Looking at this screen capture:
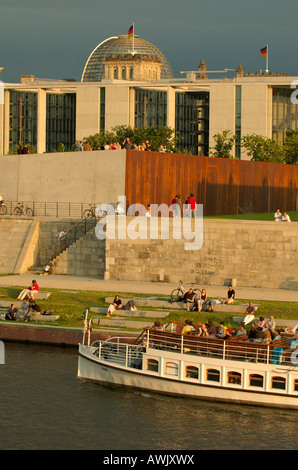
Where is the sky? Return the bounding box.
[1,0,298,83]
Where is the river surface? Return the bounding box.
[0,342,297,451]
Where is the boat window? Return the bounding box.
[294,379,298,392]
[206,369,220,383]
[186,366,199,379]
[271,376,286,390]
[249,374,264,388]
[227,371,241,385]
[166,362,178,376]
[147,359,159,372]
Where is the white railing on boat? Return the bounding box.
[82,312,286,367]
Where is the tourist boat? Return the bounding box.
[78,312,298,409]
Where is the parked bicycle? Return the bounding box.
[170,279,201,302]
[0,201,7,215]
[83,204,107,219]
[13,202,34,217]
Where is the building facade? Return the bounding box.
[0,35,298,158]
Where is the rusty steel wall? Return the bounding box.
[125,150,298,215]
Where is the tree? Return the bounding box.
[210,130,236,159]
[241,134,285,163]
[283,130,298,165]
[82,125,177,152]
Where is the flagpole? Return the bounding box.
[266,44,269,73]
[132,22,135,55]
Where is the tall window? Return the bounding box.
[175,92,209,155]
[135,88,167,128]
[100,87,105,132]
[9,90,37,152]
[235,85,242,158]
[272,88,298,144]
[46,93,76,152]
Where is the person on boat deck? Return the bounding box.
[256,316,266,331]
[217,322,230,339]
[262,330,272,344]
[182,288,197,312]
[266,316,276,337]
[207,319,217,335]
[236,324,247,339]
[248,324,257,342]
[200,323,209,337]
[17,280,39,301]
[152,321,163,330]
[107,295,137,317]
[181,319,192,335]
[223,285,235,304]
[243,302,256,325]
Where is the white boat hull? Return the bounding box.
[78,344,298,409]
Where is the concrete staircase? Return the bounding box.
[50,230,106,278]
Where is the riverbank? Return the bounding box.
[0,274,297,347]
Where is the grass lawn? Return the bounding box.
[205,211,298,222]
[1,285,297,332]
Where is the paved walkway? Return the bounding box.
[0,274,297,302]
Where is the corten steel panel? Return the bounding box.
[125,151,298,216]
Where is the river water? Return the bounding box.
[0,342,297,451]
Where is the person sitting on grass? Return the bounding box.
[182,288,197,312]
[5,304,18,320]
[223,285,235,304]
[17,280,39,301]
[107,295,137,317]
[206,296,222,312]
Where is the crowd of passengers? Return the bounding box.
[152,317,288,344]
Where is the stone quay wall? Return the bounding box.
[104,217,298,290]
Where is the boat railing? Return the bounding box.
[82,313,287,366]
[90,337,144,369]
[143,328,285,365]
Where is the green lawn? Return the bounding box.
[205,211,298,222]
[1,286,297,332]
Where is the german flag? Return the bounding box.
[260,46,267,57]
[128,25,134,38]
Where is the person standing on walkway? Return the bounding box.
[187,193,197,217]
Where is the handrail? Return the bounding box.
[44,216,98,264]
[1,200,116,218]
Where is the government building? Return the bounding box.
[0,34,297,158]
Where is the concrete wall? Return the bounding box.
[0,150,126,204]
[1,217,297,290]
[104,217,298,290]
[0,218,33,273]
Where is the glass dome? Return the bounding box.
[81,35,173,82]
